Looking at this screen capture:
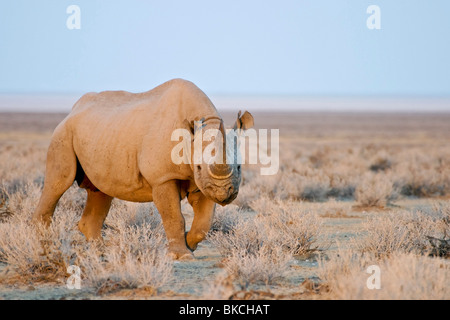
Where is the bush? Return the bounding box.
[317,249,450,300]
[80,223,172,295]
[354,206,450,258]
[0,192,173,294]
[208,199,322,288]
[355,172,395,208]
[210,204,242,234]
[0,204,83,282]
[250,197,322,256]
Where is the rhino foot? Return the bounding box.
[168,249,195,261]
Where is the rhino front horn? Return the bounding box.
[207,163,233,180]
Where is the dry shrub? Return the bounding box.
[396,159,449,197]
[56,184,86,212]
[236,168,332,206]
[208,215,263,259]
[318,249,449,300]
[0,142,46,213]
[208,198,322,288]
[326,171,357,199]
[370,157,392,172]
[104,200,163,233]
[425,202,450,257]
[233,173,280,209]
[210,204,241,233]
[1,178,84,218]
[231,138,449,211]
[80,201,172,294]
[0,142,46,184]
[355,172,395,208]
[0,183,87,284]
[0,187,173,293]
[250,197,322,256]
[355,205,450,258]
[202,271,236,300]
[223,246,291,289]
[0,203,83,282]
[79,224,172,295]
[210,229,289,289]
[276,171,330,202]
[208,214,287,288]
[234,132,450,207]
[1,181,44,217]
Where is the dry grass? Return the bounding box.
[234,112,450,207]
[208,198,322,289]
[249,197,322,256]
[0,182,173,293]
[1,111,449,299]
[317,249,450,300]
[209,204,242,234]
[208,216,291,289]
[79,227,172,295]
[354,172,396,208]
[354,203,450,258]
[0,184,84,282]
[315,202,450,299]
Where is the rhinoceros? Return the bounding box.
[32,78,254,260]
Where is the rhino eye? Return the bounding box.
[237,165,241,171]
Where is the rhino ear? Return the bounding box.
[233,110,254,130]
[183,119,195,135]
[183,118,207,137]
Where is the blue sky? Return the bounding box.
[1,1,449,96]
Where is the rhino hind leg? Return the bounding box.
[74,158,112,240]
[78,189,112,240]
[33,123,78,226]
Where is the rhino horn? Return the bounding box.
[207,163,233,180]
[219,120,227,164]
[207,120,233,179]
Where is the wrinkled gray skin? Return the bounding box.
[32,79,254,260]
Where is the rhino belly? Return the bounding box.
[76,155,153,202]
[72,133,153,202]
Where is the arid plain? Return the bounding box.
[0,110,449,300]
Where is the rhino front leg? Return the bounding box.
[186,192,216,251]
[153,180,194,260]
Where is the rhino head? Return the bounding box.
[191,111,254,206]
